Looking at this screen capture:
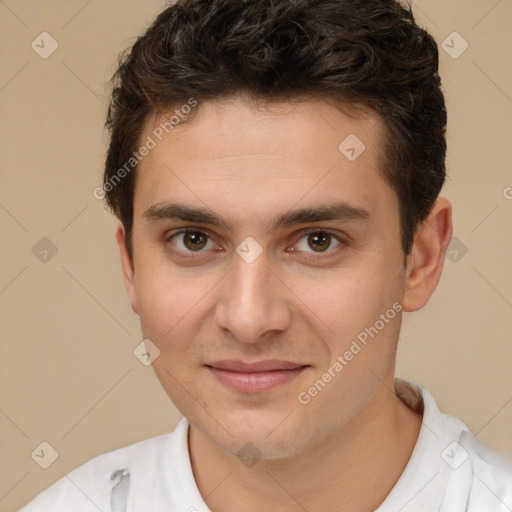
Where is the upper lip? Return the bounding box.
[206,360,307,372]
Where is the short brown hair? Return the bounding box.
[104,0,447,256]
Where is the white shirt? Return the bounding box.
[20,379,512,512]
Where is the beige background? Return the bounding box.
[0,0,511,510]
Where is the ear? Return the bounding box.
[402,197,453,312]
[115,222,139,315]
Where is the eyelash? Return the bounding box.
[164,228,348,261]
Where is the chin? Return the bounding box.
[209,408,313,460]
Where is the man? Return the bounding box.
[20,0,512,510]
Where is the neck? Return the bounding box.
[188,380,422,512]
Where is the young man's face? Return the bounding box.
[119,97,416,459]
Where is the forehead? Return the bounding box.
[141,97,382,161]
[133,97,395,227]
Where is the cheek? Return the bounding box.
[134,248,180,310]
[300,260,402,356]
[137,273,174,325]
[133,256,217,340]
[291,264,384,326]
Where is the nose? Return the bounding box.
[214,250,292,344]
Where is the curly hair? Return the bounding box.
[103,0,447,257]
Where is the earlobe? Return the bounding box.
[115,222,139,315]
[402,197,453,312]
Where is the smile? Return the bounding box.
[205,360,309,393]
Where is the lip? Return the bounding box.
[207,359,306,372]
[205,360,309,393]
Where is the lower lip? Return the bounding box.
[207,366,307,393]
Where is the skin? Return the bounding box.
[116,96,452,511]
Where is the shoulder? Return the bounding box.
[19,429,175,512]
[461,431,512,503]
[394,379,512,510]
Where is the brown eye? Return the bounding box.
[183,231,208,250]
[169,230,215,253]
[295,231,341,254]
[308,232,331,252]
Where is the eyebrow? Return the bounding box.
[143,201,370,231]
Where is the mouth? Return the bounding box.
[205,360,310,393]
